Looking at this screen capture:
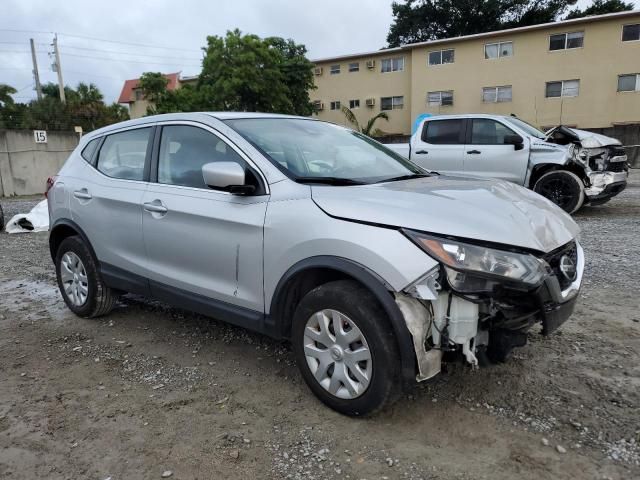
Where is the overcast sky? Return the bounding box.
[1,0,637,104]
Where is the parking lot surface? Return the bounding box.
[1,172,639,480]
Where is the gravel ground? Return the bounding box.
[0,173,639,480]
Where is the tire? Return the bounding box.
[0,203,4,232]
[55,236,116,318]
[533,170,585,214]
[291,280,401,416]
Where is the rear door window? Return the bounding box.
[96,128,151,181]
[422,119,464,144]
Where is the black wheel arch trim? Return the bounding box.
[49,218,99,264]
[268,255,417,383]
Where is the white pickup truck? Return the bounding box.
[386,114,628,213]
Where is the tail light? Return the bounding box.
[45,175,58,198]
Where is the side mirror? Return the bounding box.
[201,162,255,195]
[504,134,524,151]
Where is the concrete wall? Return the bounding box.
[0,130,78,197]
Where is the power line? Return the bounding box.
[0,28,199,53]
[61,51,201,67]
[59,44,201,61]
[0,28,53,35]
[57,32,198,53]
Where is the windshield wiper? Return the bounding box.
[295,177,366,186]
[375,173,432,184]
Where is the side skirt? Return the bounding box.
[100,262,279,338]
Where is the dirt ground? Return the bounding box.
[1,173,639,480]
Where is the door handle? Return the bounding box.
[415,150,429,154]
[143,201,168,214]
[73,189,92,200]
[467,150,481,154]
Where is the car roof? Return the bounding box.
[423,114,514,121]
[84,112,316,140]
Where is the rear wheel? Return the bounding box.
[0,203,4,231]
[55,236,116,318]
[533,170,585,214]
[291,280,401,416]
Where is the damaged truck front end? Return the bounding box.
[545,126,629,206]
[395,231,584,381]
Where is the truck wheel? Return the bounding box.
[533,170,585,214]
[55,236,116,318]
[291,280,401,416]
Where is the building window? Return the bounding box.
[549,31,584,50]
[545,79,580,98]
[349,99,360,109]
[483,86,512,103]
[330,64,340,75]
[380,96,404,110]
[348,62,360,72]
[381,57,404,73]
[330,101,341,110]
[618,74,640,92]
[485,41,513,59]
[428,49,455,65]
[134,89,144,101]
[622,24,640,41]
[427,91,454,106]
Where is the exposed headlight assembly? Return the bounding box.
[403,230,548,292]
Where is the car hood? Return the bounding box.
[311,175,580,253]
[569,128,622,148]
[546,126,622,148]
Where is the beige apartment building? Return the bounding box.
[311,10,640,136]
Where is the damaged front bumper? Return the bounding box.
[585,170,628,205]
[396,241,584,383]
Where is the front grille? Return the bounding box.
[609,146,626,158]
[543,241,577,291]
[606,161,628,173]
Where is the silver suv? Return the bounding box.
[48,113,584,416]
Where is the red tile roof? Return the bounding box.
[118,72,180,104]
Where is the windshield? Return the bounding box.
[505,117,546,140]
[225,118,425,184]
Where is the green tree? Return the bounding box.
[0,82,128,131]
[0,84,17,107]
[387,0,579,46]
[199,29,315,115]
[138,72,170,107]
[566,0,633,19]
[341,105,390,137]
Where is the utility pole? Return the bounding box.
[52,34,65,104]
[30,38,43,100]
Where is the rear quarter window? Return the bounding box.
[80,138,100,165]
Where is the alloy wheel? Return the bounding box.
[60,252,89,306]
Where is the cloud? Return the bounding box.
[1,0,393,103]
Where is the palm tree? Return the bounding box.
[341,105,389,137]
[0,84,17,107]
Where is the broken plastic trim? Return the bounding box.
[395,294,442,382]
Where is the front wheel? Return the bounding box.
[291,280,401,416]
[533,170,585,214]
